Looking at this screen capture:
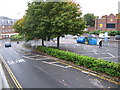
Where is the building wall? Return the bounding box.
[0,16,18,39]
[94,14,120,31]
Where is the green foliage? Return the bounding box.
[84,31,90,33]
[13,1,86,47]
[89,30,102,35]
[10,35,24,41]
[89,30,120,36]
[36,46,120,78]
[108,30,120,36]
[83,13,96,27]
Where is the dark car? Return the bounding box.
[115,35,120,40]
[5,42,11,47]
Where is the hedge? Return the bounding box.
[36,46,120,78]
[10,35,24,41]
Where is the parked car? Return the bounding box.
[5,42,11,47]
[115,35,120,40]
[99,33,110,39]
[88,34,96,38]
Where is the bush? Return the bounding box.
[89,30,120,36]
[89,30,102,35]
[108,30,120,36]
[10,35,24,41]
[36,46,120,78]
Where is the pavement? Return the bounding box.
[0,62,10,89]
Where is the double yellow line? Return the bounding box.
[0,55,23,89]
[34,49,120,85]
[52,59,120,85]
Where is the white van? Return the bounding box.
[99,33,110,39]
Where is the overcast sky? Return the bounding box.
[0,0,119,19]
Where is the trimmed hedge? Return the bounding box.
[36,46,120,78]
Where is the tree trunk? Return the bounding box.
[57,36,60,48]
[42,39,44,46]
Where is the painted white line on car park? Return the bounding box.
[108,53,115,58]
[83,47,86,50]
[93,51,97,54]
[98,56,117,59]
[75,44,80,46]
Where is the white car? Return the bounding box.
[99,33,110,39]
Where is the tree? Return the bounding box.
[83,13,95,27]
[44,1,86,47]
[14,0,86,48]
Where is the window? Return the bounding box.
[106,23,115,28]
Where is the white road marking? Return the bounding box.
[43,61,72,68]
[75,44,80,46]
[22,56,34,60]
[73,46,76,48]
[17,59,25,63]
[93,51,97,54]
[36,58,50,60]
[83,47,86,50]
[9,48,19,55]
[98,56,118,59]
[108,53,115,58]
[7,59,25,65]
[43,61,59,64]
[90,78,104,88]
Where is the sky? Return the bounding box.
[0,0,119,19]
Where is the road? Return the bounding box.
[0,40,119,88]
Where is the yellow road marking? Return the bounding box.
[51,59,120,85]
[33,49,120,85]
[0,55,23,89]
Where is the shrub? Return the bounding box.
[10,35,24,41]
[89,30,102,35]
[36,46,120,78]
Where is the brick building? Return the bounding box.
[88,14,120,31]
[0,16,18,39]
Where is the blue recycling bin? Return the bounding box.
[76,37,85,43]
[88,39,97,45]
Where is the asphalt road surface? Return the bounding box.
[0,40,119,88]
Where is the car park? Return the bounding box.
[5,42,11,47]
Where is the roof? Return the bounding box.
[0,16,18,25]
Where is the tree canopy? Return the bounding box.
[13,0,86,47]
[83,13,95,27]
